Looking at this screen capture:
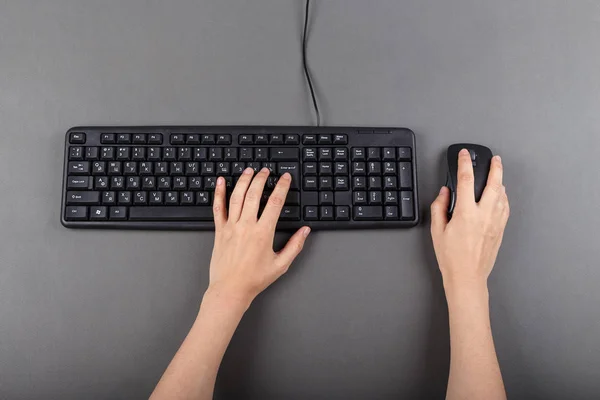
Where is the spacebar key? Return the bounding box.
[129,207,214,221]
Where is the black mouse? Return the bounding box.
[446,143,493,215]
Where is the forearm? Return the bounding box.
[444,280,506,400]
[150,288,250,400]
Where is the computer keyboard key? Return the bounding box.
[399,162,413,189]
[335,206,350,220]
[165,191,179,204]
[109,207,128,220]
[133,134,146,144]
[384,191,398,205]
[204,177,217,190]
[155,162,168,176]
[368,162,381,175]
[353,191,367,205]
[239,134,253,145]
[101,147,115,160]
[262,162,276,174]
[333,134,348,145]
[384,176,397,189]
[68,161,90,175]
[318,134,332,145]
[320,206,334,220]
[216,162,230,176]
[334,162,348,175]
[255,134,268,145]
[240,148,253,161]
[334,177,349,191]
[149,191,163,205]
[352,148,366,161]
[116,147,130,161]
[85,147,99,160]
[101,133,116,144]
[255,148,268,161]
[369,191,382,205]
[185,162,199,176]
[304,148,317,162]
[196,192,210,205]
[181,192,194,205]
[334,148,348,161]
[353,206,383,221]
[202,135,216,145]
[65,206,88,220]
[232,162,245,176]
[217,134,231,145]
[90,206,108,220]
[304,206,318,221]
[67,191,100,205]
[134,191,148,205]
[162,147,175,161]
[383,162,396,175]
[122,161,136,175]
[280,206,300,221]
[129,207,214,221]
[270,134,283,145]
[142,177,156,189]
[304,177,318,191]
[67,176,90,189]
[382,148,396,160]
[171,162,184,175]
[118,191,132,205]
[186,134,201,144]
[92,161,106,175]
[188,177,202,190]
[117,134,131,144]
[126,176,140,189]
[397,147,412,161]
[179,147,192,161]
[353,176,366,190]
[304,162,317,175]
[367,148,381,161]
[303,134,317,145]
[319,162,333,175]
[194,148,208,161]
[400,191,414,220]
[285,134,299,145]
[319,148,332,161]
[69,147,83,160]
[320,177,333,191]
[385,206,399,220]
[111,176,124,189]
[224,148,238,161]
[247,162,261,172]
[173,177,187,190]
[102,191,116,205]
[170,134,185,145]
[319,191,334,205]
[368,176,382,190]
[352,162,366,175]
[209,148,223,161]
[94,176,109,189]
[148,133,163,144]
[271,148,299,161]
[69,132,86,144]
[278,162,300,189]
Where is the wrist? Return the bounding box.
[442,274,489,304]
[202,284,254,314]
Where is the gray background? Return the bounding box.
[1,0,599,399]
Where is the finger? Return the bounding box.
[240,168,270,221]
[260,172,291,228]
[276,226,311,270]
[228,168,255,222]
[212,176,227,229]
[456,149,475,208]
[430,186,450,237]
[481,155,504,206]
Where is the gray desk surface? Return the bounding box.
[1,1,600,399]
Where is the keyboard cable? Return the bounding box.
[302,0,321,126]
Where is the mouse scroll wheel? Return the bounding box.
[469,150,477,167]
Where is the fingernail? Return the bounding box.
[494,155,502,162]
[243,167,253,175]
[261,167,270,173]
[303,227,311,237]
[460,149,469,156]
[217,177,224,186]
[439,186,445,195]
[282,172,291,180]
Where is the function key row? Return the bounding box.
[237,133,348,145]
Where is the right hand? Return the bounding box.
[430,149,510,287]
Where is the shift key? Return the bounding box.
[66,191,100,205]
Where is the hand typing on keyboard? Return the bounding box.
[151,167,310,400]
[430,150,509,400]
[209,167,311,303]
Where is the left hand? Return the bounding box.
[207,167,311,305]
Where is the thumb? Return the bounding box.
[276,226,311,271]
[431,186,450,236]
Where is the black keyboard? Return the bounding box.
[61,126,419,230]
